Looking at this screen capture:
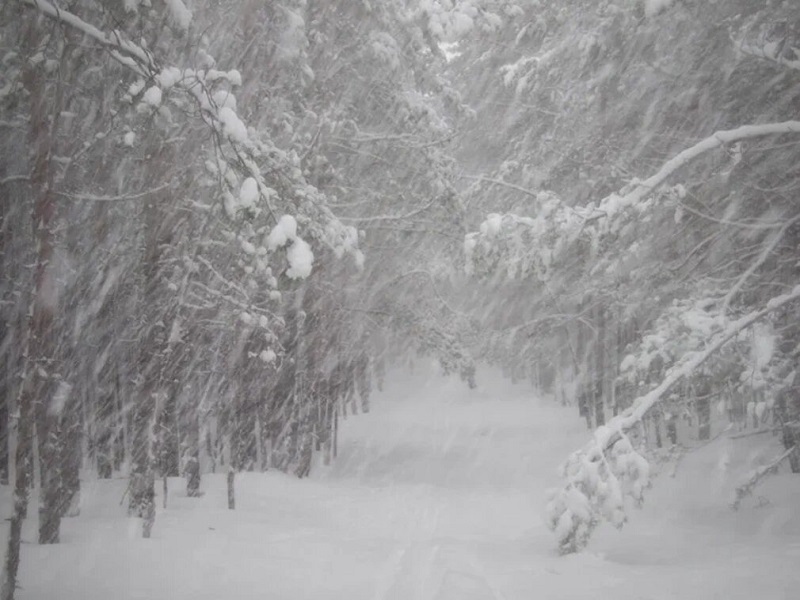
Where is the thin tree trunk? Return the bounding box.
[61,391,81,517]
[160,390,180,477]
[184,410,201,497]
[696,377,712,440]
[0,347,34,600]
[227,468,235,509]
[594,304,606,428]
[96,385,114,479]
[333,403,339,460]
[0,401,8,486]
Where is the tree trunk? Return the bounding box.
[0,400,8,486]
[782,423,800,474]
[594,304,606,428]
[128,390,156,522]
[0,351,34,600]
[696,377,712,440]
[333,403,339,460]
[96,385,114,479]
[22,14,63,545]
[160,390,180,477]
[60,391,81,517]
[184,409,201,497]
[227,468,235,509]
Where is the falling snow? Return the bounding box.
[2,2,799,600]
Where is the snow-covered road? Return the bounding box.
[9,366,800,599]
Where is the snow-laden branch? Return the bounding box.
[737,39,800,73]
[53,184,172,202]
[339,198,436,223]
[730,444,797,511]
[595,121,800,223]
[22,0,156,75]
[547,283,800,554]
[19,0,363,276]
[466,121,800,283]
[620,284,800,427]
[461,174,538,199]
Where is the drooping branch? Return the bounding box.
[736,38,800,73]
[21,0,157,75]
[730,445,797,511]
[595,121,800,221]
[19,0,361,271]
[606,283,800,438]
[547,283,800,553]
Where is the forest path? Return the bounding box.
[9,365,800,599]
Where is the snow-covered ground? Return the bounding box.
[4,365,800,599]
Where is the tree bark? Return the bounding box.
[227,469,235,509]
[0,401,8,486]
[184,405,201,497]
[160,390,180,477]
[19,12,64,546]
[0,343,34,600]
[696,377,712,441]
[594,304,606,428]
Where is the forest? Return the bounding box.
[1,1,799,598]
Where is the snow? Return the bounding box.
[259,349,276,364]
[479,213,503,236]
[240,240,256,255]
[48,382,73,417]
[286,238,314,280]
[217,107,248,143]
[156,67,182,89]
[122,0,141,13]
[212,89,237,111]
[239,177,258,209]
[752,323,776,370]
[643,0,675,17]
[142,85,162,107]
[165,0,192,31]
[128,79,145,97]
[5,366,799,600]
[226,69,243,87]
[267,215,298,251]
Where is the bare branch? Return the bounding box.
[0,176,30,186]
[722,213,800,314]
[52,184,172,202]
[731,445,797,510]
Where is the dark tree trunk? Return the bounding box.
[0,401,7,486]
[96,385,115,479]
[21,14,64,546]
[696,377,712,441]
[184,410,201,497]
[666,415,678,446]
[113,373,126,472]
[160,390,180,477]
[61,392,82,517]
[0,354,34,600]
[594,305,606,428]
[231,391,258,472]
[333,403,339,460]
[356,353,371,414]
[652,413,663,449]
[227,469,235,509]
[128,393,156,520]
